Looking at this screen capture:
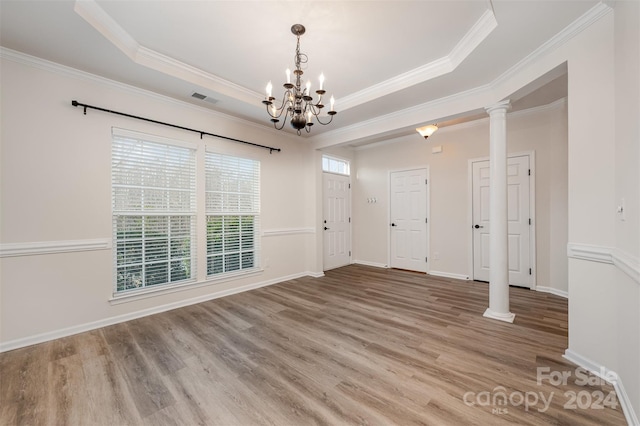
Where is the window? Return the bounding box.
[322,154,350,175]
[206,152,260,277]
[112,129,196,294]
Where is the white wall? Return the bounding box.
[0,53,320,348]
[612,0,640,418]
[352,101,568,292]
[559,7,639,422]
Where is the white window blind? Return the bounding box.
[112,129,196,293]
[205,152,260,277]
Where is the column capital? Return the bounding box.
[485,99,511,115]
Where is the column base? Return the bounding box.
[483,308,515,323]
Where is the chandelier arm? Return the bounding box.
[267,91,296,120]
[313,114,335,126]
[266,104,284,120]
[272,113,288,131]
[270,93,292,118]
[307,103,322,116]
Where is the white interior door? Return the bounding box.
[390,169,428,272]
[472,155,531,287]
[323,173,351,270]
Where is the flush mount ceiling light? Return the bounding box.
[262,24,336,135]
[416,124,438,139]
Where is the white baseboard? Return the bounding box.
[351,260,388,269]
[536,286,569,299]
[0,270,320,353]
[564,349,639,426]
[428,270,470,281]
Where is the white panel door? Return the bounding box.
[323,173,351,270]
[472,161,492,281]
[390,169,427,272]
[472,155,531,287]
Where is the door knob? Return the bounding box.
[391,223,397,227]
[474,224,484,229]
[324,226,330,230]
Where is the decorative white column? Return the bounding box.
[483,100,515,323]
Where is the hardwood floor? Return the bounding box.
[0,265,626,425]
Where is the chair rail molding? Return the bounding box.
[0,239,112,257]
[567,242,640,285]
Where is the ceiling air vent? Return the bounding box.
[191,92,219,105]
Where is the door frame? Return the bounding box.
[467,151,536,289]
[387,166,430,272]
[322,171,352,271]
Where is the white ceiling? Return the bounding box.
[1,1,595,144]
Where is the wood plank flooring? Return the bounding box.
[0,265,627,425]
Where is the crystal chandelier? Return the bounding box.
[262,24,336,135]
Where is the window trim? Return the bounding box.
[110,129,263,300]
[108,266,264,304]
[205,150,261,279]
[111,128,197,296]
[322,154,351,176]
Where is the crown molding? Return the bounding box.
[310,82,493,148]
[448,7,499,69]
[73,0,499,116]
[492,2,613,89]
[509,97,567,118]
[73,0,262,106]
[316,89,568,149]
[73,0,138,58]
[6,0,612,150]
[0,47,296,141]
[313,1,610,149]
[338,7,497,112]
[353,96,567,150]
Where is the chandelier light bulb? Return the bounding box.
[330,95,335,111]
[319,73,325,90]
[286,69,291,84]
[306,81,311,94]
[266,81,273,98]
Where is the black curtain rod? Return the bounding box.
[71,100,281,154]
